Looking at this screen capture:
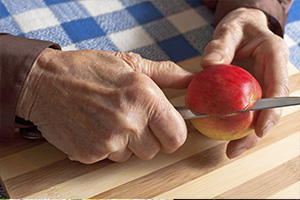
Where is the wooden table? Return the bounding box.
[1,57,299,199]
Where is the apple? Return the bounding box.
[185,64,262,140]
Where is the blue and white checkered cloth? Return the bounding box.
[284,0,300,69]
[0,0,299,198]
[0,0,216,63]
[0,0,299,66]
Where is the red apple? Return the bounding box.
[185,64,262,140]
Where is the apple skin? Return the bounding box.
[185,64,262,140]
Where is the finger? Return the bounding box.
[108,147,133,162]
[255,82,288,138]
[148,92,187,153]
[200,21,243,68]
[128,126,161,160]
[254,37,290,137]
[226,132,260,159]
[67,154,108,164]
[101,51,188,153]
[67,151,109,164]
[64,139,115,164]
[137,56,195,89]
[102,51,195,89]
[255,108,282,138]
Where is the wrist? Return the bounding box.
[16,48,56,120]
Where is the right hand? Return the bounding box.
[200,8,290,158]
[16,49,194,164]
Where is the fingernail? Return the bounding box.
[203,52,223,62]
[261,122,275,137]
[229,147,247,159]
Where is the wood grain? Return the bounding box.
[216,156,300,199]
[0,58,299,199]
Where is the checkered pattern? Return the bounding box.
[0,0,299,65]
[0,0,299,198]
[0,0,214,62]
[284,0,300,69]
[1,0,298,65]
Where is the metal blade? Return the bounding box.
[239,97,300,112]
[176,97,300,119]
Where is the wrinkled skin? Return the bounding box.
[16,49,194,164]
[16,7,290,163]
[201,8,290,158]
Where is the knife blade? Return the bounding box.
[19,96,300,139]
[175,96,300,119]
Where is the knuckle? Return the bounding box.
[163,132,186,153]
[77,158,98,164]
[65,137,111,164]
[215,21,240,38]
[126,127,140,140]
[125,73,156,103]
[205,40,229,53]
[265,81,290,101]
[268,109,282,127]
[127,52,143,61]
[139,152,157,160]
[271,79,290,97]
[133,144,160,160]
[108,152,132,163]
[118,52,143,71]
[100,132,125,153]
[250,134,260,147]
[204,39,232,63]
[245,133,260,150]
[70,153,106,164]
[280,81,290,97]
[109,156,129,163]
[129,72,148,86]
[267,36,290,60]
[274,111,283,124]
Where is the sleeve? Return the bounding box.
[0,34,61,142]
[203,0,293,37]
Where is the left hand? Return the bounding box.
[16,49,194,163]
[201,8,290,158]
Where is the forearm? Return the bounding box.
[0,34,60,141]
[203,0,293,37]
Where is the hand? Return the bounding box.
[201,8,290,158]
[16,49,194,164]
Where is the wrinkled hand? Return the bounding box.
[201,8,290,158]
[16,49,194,164]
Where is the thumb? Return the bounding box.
[201,25,243,68]
[140,56,195,89]
[105,51,195,89]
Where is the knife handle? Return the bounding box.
[20,126,44,140]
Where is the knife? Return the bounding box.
[19,96,300,139]
[175,96,300,119]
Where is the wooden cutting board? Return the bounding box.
[1,57,299,199]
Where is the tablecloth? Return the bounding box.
[0,0,299,198]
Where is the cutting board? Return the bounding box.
[1,57,299,199]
